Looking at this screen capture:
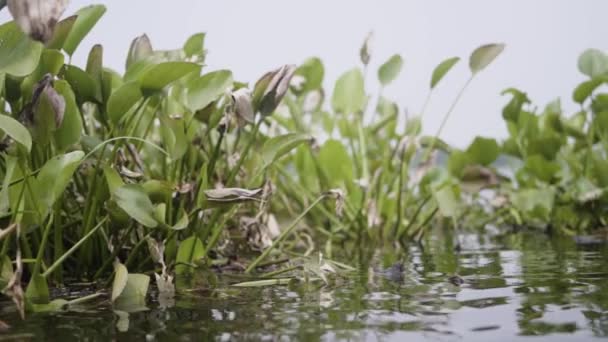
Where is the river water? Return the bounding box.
[1,231,607,341]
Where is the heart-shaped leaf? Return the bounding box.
[0,114,32,152]
[113,184,158,228]
[186,70,233,112]
[332,68,365,114]
[0,21,43,77]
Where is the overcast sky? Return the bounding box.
[3,1,607,147]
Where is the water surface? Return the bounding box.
[1,231,607,341]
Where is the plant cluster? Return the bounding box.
[0,2,605,318]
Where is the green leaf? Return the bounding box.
[578,49,608,78]
[294,57,324,93]
[170,209,189,230]
[113,273,150,311]
[46,15,77,50]
[431,57,460,89]
[501,88,530,122]
[37,151,85,208]
[318,140,354,185]
[378,54,403,86]
[332,68,365,114]
[183,32,205,57]
[465,137,499,166]
[448,150,470,177]
[176,236,204,275]
[524,154,560,183]
[111,262,129,302]
[31,299,69,313]
[159,113,187,160]
[113,184,159,228]
[186,70,233,112]
[511,188,555,221]
[434,183,462,218]
[0,21,43,77]
[103,166,124,194]
[0,114,32,152]
[140,61,201,94]
[63,64,100,103]
[469,43,505,74]
[126,34,153,70]
[25,273,50,304]
[54,80,83,151]
[63,5,107,56]
[0,156,17,215]
[107,82,143,125]
[86,44,103,101]
[232,278,293,287]
[572,78,604,104]
[0,256,13,289]
[261,133,312,168]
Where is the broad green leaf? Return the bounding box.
[501,88,530,122]
[186,70,233,112]
[469,43,505,74]
[140,62,201,94]
[25,273,50,304]
[183,32,205,57]
[86,44,103,101]
[54,80,83,151]
[434,183,462,218]
[524,154,560,183]
[572,78,604,104]
[37,151,85,208]
[0,256,13,289]
[0,21,43,77]
[378,54,403,86]
[431,57,460,89]
[101,68,124,104]
[159,113,187,160]
[46,15,77,50]
[107,82,143,125]
[113,273,150,311]
[176,236,204,275]
[448,150,470,177]
[511,188,555,221]
[31,299,69,313]
[171,209,189,230]
[111,262,129,302]
[63,64,100,103]
[332,68,365,114]
[318,140,354,185]
[465,137,499,166]
[113,184,158,228]
[0,114,32,152]
[294,57,324,93]
[261,133,312,168]
[578,49,608,78]
[103,166,124,194]
[63,5,106,56]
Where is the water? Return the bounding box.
[1,231,607,341]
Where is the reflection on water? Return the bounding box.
[1,231,607,341]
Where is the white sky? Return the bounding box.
[3,1,607,147]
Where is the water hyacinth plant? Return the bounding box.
[0,1,605,321]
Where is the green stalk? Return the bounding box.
[225,119,262,186]
[43,216,107,278]
[245,194,328,273]
[32,214,54,276]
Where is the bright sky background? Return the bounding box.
[2,1,607,147]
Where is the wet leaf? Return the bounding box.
[111,262,128,302]
[186,70,233,112]
[175,236,204,276]
[262,133,312,169]
[378,54,403,86]
[113,184,158,228]
[63,4,106,56]
[140,61,201,94]
[332,68,365,114]
[469,43,505,74]
[113,273,150,311]
[0,114,32,152]
[232,278,293,287]
[578,49,608,78]
[0,21,43,77]
[25,273,49,304]
[431,57,460,89]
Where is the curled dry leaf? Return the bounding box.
[126,34,153,68]
[325,189,345,218]
[231,88,255,127]
[253,64,297,116]
[359,31,373,66]
[204,187,263,204]
[7,0,69,42]
[240,213,280,251]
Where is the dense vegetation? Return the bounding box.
[0,3,606,316]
